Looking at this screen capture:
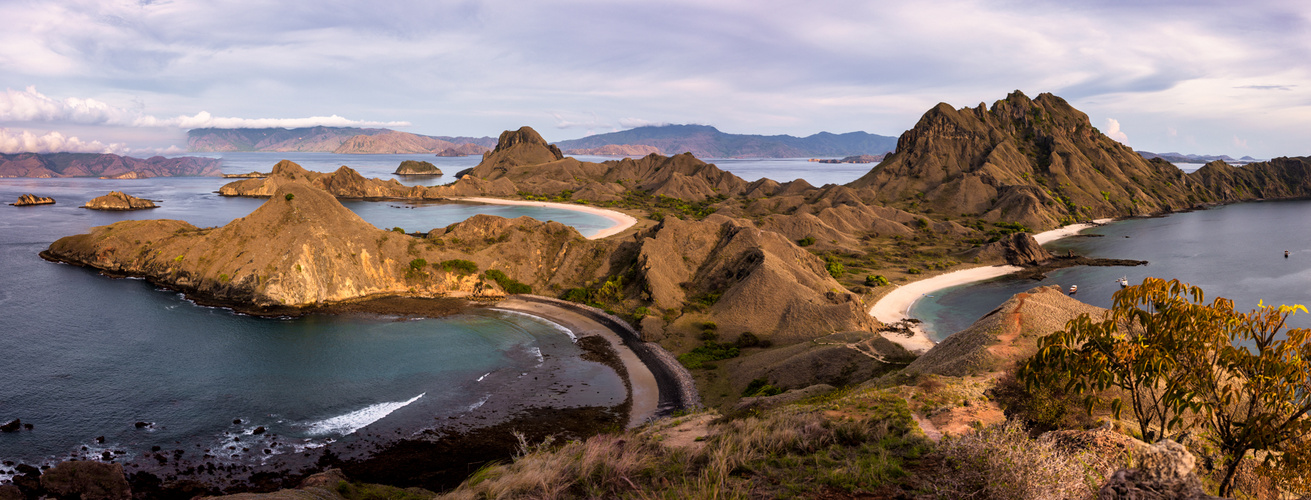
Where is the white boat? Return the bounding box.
[1069,284,1078,294]
[1117,276,1129,288]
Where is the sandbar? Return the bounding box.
[871,218,1113,353]
[456,197,638,239]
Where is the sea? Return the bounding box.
[0,153,856,482]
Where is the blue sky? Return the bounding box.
[0,0,1307,158]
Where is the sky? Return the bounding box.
[0,0,1308,159]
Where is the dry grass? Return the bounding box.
[924,420,1124,500]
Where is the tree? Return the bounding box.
[1021,278,1311,496]
[1021,278,1215,443]
[1189,300,1311,496]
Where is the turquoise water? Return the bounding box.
[0,154,626,476]
[910,200,1311,341]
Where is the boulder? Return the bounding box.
[0,419,19,432]
[10,194,55,206]
[40,460,132,500]
[970,232,1052,266]
[82,192,157,211]
[1097,440,1226,500]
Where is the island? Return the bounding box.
[10,194,55,206]
[392,160,443,175]
[81,191,158,210]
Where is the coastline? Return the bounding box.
[870,219,1113,353]
[455,196,639,239]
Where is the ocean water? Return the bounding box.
[0,152,629,477]
[910,200,1311,341]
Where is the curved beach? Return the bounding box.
[456,197,639,239]
[871,219,1112,352]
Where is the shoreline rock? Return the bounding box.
[10,194,55,206]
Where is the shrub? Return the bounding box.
[409,258,428,271]
[677,341,740,369]
[907,267,922,275]
[928,421,1115,500]
[438,259,478,274]
[392,226,406,233]
[483,269,532,294]
[798,236,816,247]
[284,193,294,201]
[824,256,845,278]
[865,275,890,287]
[735,331,760,348]
[742,377,782,397]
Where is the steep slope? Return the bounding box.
[554,124,898,158]
[849,91,1194,230]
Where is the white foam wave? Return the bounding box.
[476,372,490,382]
[493,309,577,341]
[529,346,544,364]
[467,394,491,411]
[302,393,425,437]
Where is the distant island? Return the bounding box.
[186,126,497,154]
[563,144,661,157]
[553,124,898,158]
[0,153,222,178]
[1137,150,1260,164]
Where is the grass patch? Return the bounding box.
[437,259,478,275]
[484,269,532,294]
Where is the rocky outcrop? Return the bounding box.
[40,460,132,500]
[45,179,612,310]
[969,232,1053,266]
[564,144,662,156]
[906,285,1103,376]
[82,192,157,210]
[0,153,221,178]
[1098,440,1227,500]
[10,194,54,206]
[392,160,442,175]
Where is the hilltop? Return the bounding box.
[0,152,221,178]
[553,124,898,158]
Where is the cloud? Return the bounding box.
[1236,85,1294,91]
[551,112,608,130]
[1104,118,1130,145]
[0,128,128,154]
[0,87,409,129]
[618,117,670,129]
[1233,135,1248,148]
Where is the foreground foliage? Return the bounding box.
[1021,277,1311,496]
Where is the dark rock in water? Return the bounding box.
[83,191,157,211]
[252,426,266,435]
[41,460,132,500]
[14,464,38,476]
[1097,440,1226,499]
[22,423,31,430]
[0,419,19,432]
[10,194,55,206]
[134,421,151,429]
[233,418,243,425]
[393,160,443,176]
[96,436,105,443]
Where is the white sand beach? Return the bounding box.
[871,218,1113,353]
[456,197,639,239]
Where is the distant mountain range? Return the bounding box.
[1137,151,1259,164]
[552,124,898,158]
[186,127,497,154]
[187,125,897,158]
[0,153,221,178]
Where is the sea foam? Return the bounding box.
[493,309,576,341]
[303,393,425,436]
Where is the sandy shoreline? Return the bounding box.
[871,219,1113,353]
[490,297,660,428]
[456,197,639,239]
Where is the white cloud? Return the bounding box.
[618,118,670,129]
[1233,135,1248,149]
[0,87,409,129]
[0,128,128,154]
[1104,118,1130,145]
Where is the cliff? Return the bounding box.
[44,179,614,310]
[82,192,157,211]
[0,153,221,178]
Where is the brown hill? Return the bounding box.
[219,160,516,199]
[393,160,443,175]
[333,131,490,155]
[43,179,614,310]
[0,153,221,178]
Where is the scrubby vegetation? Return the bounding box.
[484,269,532,294]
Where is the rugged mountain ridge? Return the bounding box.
[333,131,491,155]
[187,127,497,153]
[553,124,898,158]
[0,153,221,178]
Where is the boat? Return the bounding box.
[1068,285,1078,294]
[1117,276,1129,288]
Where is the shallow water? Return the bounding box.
[911,200,1311,341]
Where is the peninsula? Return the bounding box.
[0,152,221,178]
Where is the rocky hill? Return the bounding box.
[187,127,496,153]
[553,124,898,158]
[393,160,442,175]
[82,191,157,210]
[564,144,661,157]
[0,153,221,178]
[333,131,491,155]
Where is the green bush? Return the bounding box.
[742,377,783,397]
[677,341,740,369]
[907,267,922,275]
[824,256,845,278]
[484,269,532,294]
[438,259,478,274]
[409,258,428,271]
[865,275,890,287]
[798,236,816,247]
[392,226,406,234]
[284,193,294,201]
